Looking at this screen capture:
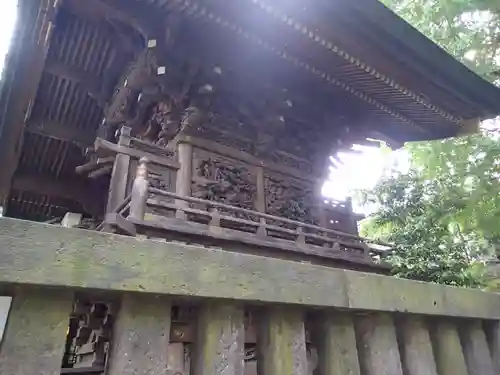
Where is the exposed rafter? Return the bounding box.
[11,172,103,215]
[26,119,95,147]
[44,60,108,107]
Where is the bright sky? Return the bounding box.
[0,1,18,75]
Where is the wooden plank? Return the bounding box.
[1,218,500,318]
[355,313,403,375]
[193,302,245,375]
[459,320,495,375]
[312,311,361,375]
[106,293,171,375]
[484,321,500,374]
[0,287,73,375]
[256,307,308,375]
[430,320,468,375]
[397,316,438,375]
[95,137,180,169]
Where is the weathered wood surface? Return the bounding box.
[193,302,245,375]
[1,218,500,318]
[0,288,73,375]
[430,320,469,375]
[397,316,438,375]
[356,313,403,375]
[106,293,171,375]
[313,311,361,375]
[257,307,308,375]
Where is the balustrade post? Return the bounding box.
[106,293,171,375]
[355,313,403,375]
[485,321,500,374]
[0,287,73,375]
[397,316,438,375]
[193,301,245,375]
[257,306,308,375]
[459,320,495,375]
[430,320,468,375]
[106,126,132,214]
[129,157,149,221]
[312,311,361,375]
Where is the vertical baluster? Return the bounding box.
[430,320,468,375]
[175,141,193,219]
[257,307,308,375]
[129,157,149,221]
[0,288,73,375]
[356,313,404,375]
[209,207,221,228]
[484,320,500,374]
[312,311,361,375]
[106,293,171,375]
[397,316,438,375]
[459,320,495,375]
[193,302,245,375]
[296,226,306,245]
[107,126,132,214]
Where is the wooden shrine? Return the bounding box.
[2,1,500,373]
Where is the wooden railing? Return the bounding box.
[120,157,388,268]
[0,218,499,375]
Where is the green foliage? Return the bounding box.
[359,170,491,287]
[382,0,500,80]
[359,1,500,287]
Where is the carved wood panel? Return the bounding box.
[264,171,318,226]
[192,147,257,220]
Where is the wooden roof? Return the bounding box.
[1,0,499,221]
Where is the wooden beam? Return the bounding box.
[0,218,500,319]
[26,118,96,146]
[0,0,61,205]
[11,172,103,215]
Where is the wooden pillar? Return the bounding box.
[459,320,495,375]
[397,316,438,375]
[484,321,500,374]
[356,313,403,375]
[107,126,132,214]
[257,307,308,375]
[0,0,60,206]
[175,141,193,219]
[0,288,73,375]
[193,302,245,375]
[106,293,171,375]
[313,311,361,375]
[430,320,468,375]
[255,165,267,235]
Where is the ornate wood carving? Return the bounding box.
[264,172,318,225]
[192,149,257,218]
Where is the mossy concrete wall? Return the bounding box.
[0,218,499,318]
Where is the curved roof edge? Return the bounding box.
[333,0,500,120]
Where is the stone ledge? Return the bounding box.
[0,218,499,318]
